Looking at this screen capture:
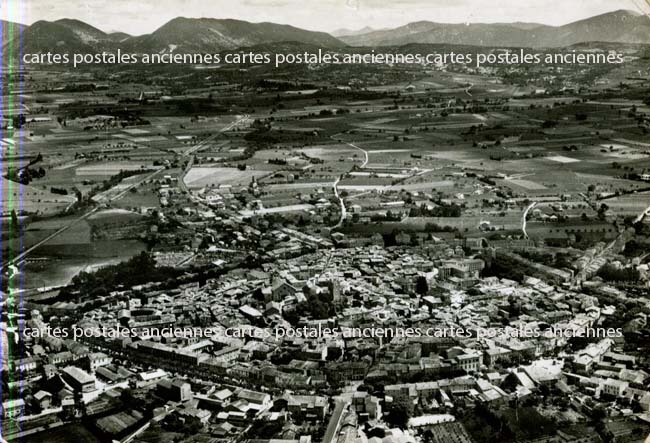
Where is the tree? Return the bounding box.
[591,404,607,421]
[386,398,412,429]
[120,388,145,409]
[415,276,429,295]
[502,372,520,392]
[598,203,609,220]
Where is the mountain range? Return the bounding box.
[4,16,344,58]
[339,10,650,48]
[3,9,649,60]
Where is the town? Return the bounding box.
[1,6,650,443]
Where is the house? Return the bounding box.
[14,356,41,373]
[42,363,57,379]
[176,406,211,425]
[86,352,112,372]
[239,305,263,323]
[574,339,613,374]
[49,351,74,366]
[156,379,192,402]
[300,342,328,361]
[61,396,76,416]
[136,369,168,388]
[436,258,485,289]
[484,347,512,367]
[61,366,96,393]
[212,346,240,363]
[95,410,144,438]
[96,367,124,384]
[34,390,53,410]
[242,341,273,361]
[265,301,282,317]
[213,388,234,403]
[521,359,564,385]
[601,378,628,399]
[286,394,329,420]
[271,277,298,301]
[236,389,272,409]
[422,296,444,309]
[2,399,25,418]
[351,391,382,420]
[213,422,236,438]
[447,347,483,373]
[58,387,74,404]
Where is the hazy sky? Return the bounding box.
[4,0,648,35]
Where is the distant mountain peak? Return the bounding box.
[54,18,110,43]
[123,16,345,53]
[331,26,377,37]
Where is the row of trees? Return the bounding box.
[597,264,640,283]
[60,252,180,298]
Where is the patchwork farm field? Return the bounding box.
[183,167,269,188]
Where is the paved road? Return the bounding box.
[182,132,221,156]
[178,155,194,194]
[571,205,642,285]
[573,237,618,284]
[179,114,250,193]
[92,167,164,203]
[323,399,349,443]
[465,82,474,97]
[182,115,249,156]
[330,139,369,229]
[332,177,346,229]
[633,204,650,224]
[2,167,164,271]
[2,208,99,272]
[521,202,537,238]
[572,201,650,283]
[343,141,369,168]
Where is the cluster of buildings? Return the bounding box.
[3,232,649,442]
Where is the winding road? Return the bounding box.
[465,82,474,97]
[331,140,369,229]
[521,202,537,238]
[633,204,650,224]
[345,141,369,168]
